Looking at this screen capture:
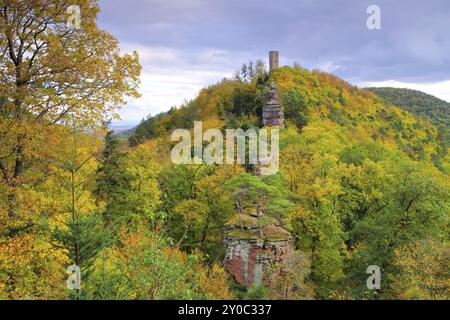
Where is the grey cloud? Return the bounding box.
[98,0,450,83]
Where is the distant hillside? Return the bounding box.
[368,87,449,128]
[127,86,450,149]
[114,126,135,139]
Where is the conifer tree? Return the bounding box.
[51,118,111,299]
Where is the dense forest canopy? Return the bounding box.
[368,87,450,128]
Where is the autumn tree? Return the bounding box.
[0,0,141,220]
[97,141,161,230]
[392,239,449,300]
[89,229,233,300]
[268,250,315,300]
[0,233,68,299]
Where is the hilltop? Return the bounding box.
[129,65,448,168]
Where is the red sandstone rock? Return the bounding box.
[223,217,292,287]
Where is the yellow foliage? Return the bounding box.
[392,240,449,300]
[198,263,235,300]
[0,234,68,300]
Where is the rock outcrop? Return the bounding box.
[223,214,292,287]
[262,82,284,127]
[223,56,289,287]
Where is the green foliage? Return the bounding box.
[369,87,449,162]
[339,142,385,166]
[158,164,238,261]
[159,164,213,213]
[129,103,200,146]
[232,86,260,117]
[368,87,449,128]
[346,162,448,297]
[87,231,226,300]
[282,89,309,128]
[96,126,133,226]
[225,173,294,219]
[244,285,269,300]
[51,213,112,285]
[96,130,161,229]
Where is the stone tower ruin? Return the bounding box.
[262,51,284,127]
[269,51,279,72]
[262,82,284,127]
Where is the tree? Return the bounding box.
[241,64,248,81]
[282,89,309,128]
[194,165,242,261]
[173,199,209,248]
[268,250,315,300]
[224,173,293,237]
[0,0,140,219]
[95,122,127,202]
[95,123,134,227]
[392,239,449,300]
[51,213,111,299]
[347,161,449,298]
[102,142,161,229]
[50,118,111,299]
[0,233,68,299]
[88,229,233,300]
[158,164,213,213]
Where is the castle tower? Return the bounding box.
[269,51,279,72]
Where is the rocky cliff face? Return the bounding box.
[223,214,292,287]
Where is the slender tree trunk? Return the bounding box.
[7,192,16,219]
[70,118,80,300]
[236,200,244,231]
[257,205,263,238]
[7,143,25,218]
[200,214,211,244]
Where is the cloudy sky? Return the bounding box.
[97,0,450,125]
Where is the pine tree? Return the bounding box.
[241,64,248,81]
[95,123,134,226]
[96,123,126,201]
[51,118,111,299]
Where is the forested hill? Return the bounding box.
[2,59,448,300]
[128,65,448,170]
[118,65,449,299]
[368,87,450,128]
